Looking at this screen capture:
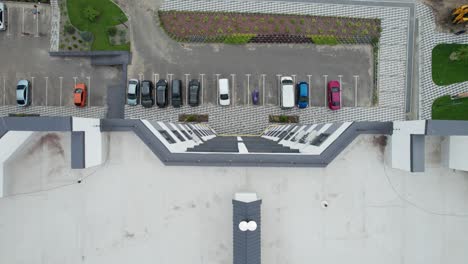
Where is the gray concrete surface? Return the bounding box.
[0,2,120,108]
[1,133,468,264]
[122,0,374,107]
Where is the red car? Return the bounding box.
[327,80,341,110]
[74,83,87,107]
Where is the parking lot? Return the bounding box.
[0,2,120,108]
[130,42,373,109]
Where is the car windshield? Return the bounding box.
[127,93,136,99]
[220,94,229,100]
[332,101,340,106]
[331,87,340,92]
[17,99,24,105]
[17,85,25,90]
[299,96,308,102]
[282,80,293,84]
[75,89,82,94]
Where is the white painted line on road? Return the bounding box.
[59,77,63,106]
[246,74,250,105]
[44,77,48,106]
[338,75,343,106]
[185,74,190,104]
[87,76,91,106]
[215,74,220,105]
[292,74,296,83]
[31,76,35,105]
[200,73,205,105]
[262,74,266,106]
[138,73,143,82]
[323,75,328,106]
[230,74,236,106]
[307,74,312,106]
[7,9,11,36]
[22,7,25,34]
[167,73,173,102]
[3,76,5,105]
[152,73,157,84]
[35,9,39,37]
[354,75,359,107]
[73,77,77,86]
[276,74,281,105]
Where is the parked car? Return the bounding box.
[127,79,139,106]
[218,78,230,106]
[171,79,182,107]
[73,83,87,107]
[141,80,154,108]
[328,80,341,110]
[188,79,200,107]
[0,2,6,31]
[156,79,168,108]
[280,76,294,109]
[296,81,309,108]
[16,79,30,106]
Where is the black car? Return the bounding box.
[156,79,168,108]
[171,79,182,108]
[141,80,154,108]
[188,79,200,107]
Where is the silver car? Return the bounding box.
[127,79,139,105]
[0,2,6,31]
[16,80,30,106]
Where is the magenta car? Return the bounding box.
[327,80,341,110]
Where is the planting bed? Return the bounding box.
[159,11,381,44]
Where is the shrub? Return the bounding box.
[295,26,302,33]
[73,44,78,48]
[80,31,94,42]
[311,18,316,23]
[107,27,117,36]
[290,18,296,24]
[336,20,342,26]
[223,34,255,44]
[72,35,77,40]
[254,26,259,31]
[217,28,224,34]
[231,17,236,22]
[214,15,220,22]
[203,16,209,23]
[310,35,338,45]
[268,17,274,24]
[361,29,369,35]
[223,16,229,21]
[68,46,72,50]
[279,19,285,24]
[244,26,250,31]
[64,23,75,34]
[227,26,233,33]
[299,18,305,25]
[241,17,247,22]
[119,29,126,37]
[259,17,265,23]
[83,6,100,22]
[274,25,280,32]
[185,16,191,22]
[285,27,290,33]
[78,39,83,43]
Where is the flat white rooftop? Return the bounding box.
[1,132,468,264]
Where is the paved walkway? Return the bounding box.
[417,3,468,119]
[0,106,107,119]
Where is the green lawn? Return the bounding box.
[432,95,468,120]
[432,44,468,86]
[67,0,129,51]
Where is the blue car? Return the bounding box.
[296,82,309,108]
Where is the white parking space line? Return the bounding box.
[3,77,5,105]
[153,73,159,84]
[7,9,11,36]
[31,76,35,105]
[307,74,312,106]
[185,74,190,104]
[246,74,250,105]
[86,76,91,106]
[338,75,343,106]
[22,7,25,34]
[35,11,39,37]
[354,75,359,107]
[276,74,281,105]
[44,77,48,106]
[262,74,266,106]
[215,74,220,106]
[59,77,63,106]
[73,77,77,86]
[323,75,328,106]
[292,74,296,83]
[230,74,236,106]
[200,74,205,105]
[138,73,143,82]
[167,73,173,103]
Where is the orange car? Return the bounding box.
[74,83,87,107]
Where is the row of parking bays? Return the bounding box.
[132,73,365,108]
[0,75,103,107]
[0,3,48,38]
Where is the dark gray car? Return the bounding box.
[171,79,182,108]
[141,80,154,108]
[156,79,168,108]
[188,79,200,107]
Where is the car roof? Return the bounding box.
[282,84,295,107]
[219,79,229,94]
[75,83,86,89]
[298,83,308,96]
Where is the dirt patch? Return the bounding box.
[420,0,468,33]
[28,133,65,157]
[372,135,388,154]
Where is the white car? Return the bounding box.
[218,78,230,106]
[280,76,295,109]
[0,2,6,31]
[127,79,139,106]
[16,80,30,107]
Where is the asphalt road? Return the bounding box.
[0,2,120,108]
[124,0,374,108]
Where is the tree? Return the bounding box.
[83,6,100,22]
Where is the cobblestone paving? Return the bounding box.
[125,105,402,134]
[417,3,468,120]
[0,106,106,119]
[50,0,60,52]
[127,0,411,134]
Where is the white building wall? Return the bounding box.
[447,136,468,171]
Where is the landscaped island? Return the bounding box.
[432,95,468,120]
[432,44,468,86]
[159,11,381,45]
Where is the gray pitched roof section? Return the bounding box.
[233,199,262,264]
[71,132,85,169]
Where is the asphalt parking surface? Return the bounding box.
[0,2,120,108]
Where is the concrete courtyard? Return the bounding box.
[1,132,468,264]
